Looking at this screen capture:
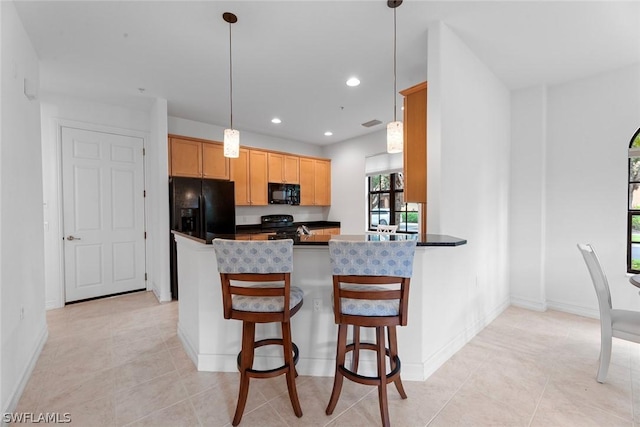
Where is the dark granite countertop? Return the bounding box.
[172,230,467,247]
[235,220,341,235]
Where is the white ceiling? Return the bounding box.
[13,1,640,146]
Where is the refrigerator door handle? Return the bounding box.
[198,194,205,235]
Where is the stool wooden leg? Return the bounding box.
[352,326,361,373]
[326,324,348,415]
[376,326,390,427]
[233,321,256,426]
[281,321,303,417]
[387,326,407,399]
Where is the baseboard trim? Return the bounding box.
[177,322,199,368]
[510,296,548,312]
[421,297,511,380]
[2,324,48,424]
[151,281,172,303]
[546,300,599,319]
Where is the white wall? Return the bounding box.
[146,99,170,301]
[544,64,640,315]
[325,22,511,374]
[168,116,330,225]
[1,1,47,414]
[323,129,387,233]
[424,22,511,361]
[509,86,548,310]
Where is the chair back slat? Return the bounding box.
[577,243,613,321]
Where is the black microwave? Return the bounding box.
[268,183,300,205]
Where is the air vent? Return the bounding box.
[361,119,382,128]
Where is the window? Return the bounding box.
[627,128,640,273]
[368,172,419,233]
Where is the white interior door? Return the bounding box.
[62,127,145,302]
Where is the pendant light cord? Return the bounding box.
[393,6,397,123]
[228,21,233,129]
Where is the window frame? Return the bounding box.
[367,172,418,233]
[626,127,640,273]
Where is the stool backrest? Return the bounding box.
[213,239,294,321]
[328,240,417,326]
[376,224,398,234]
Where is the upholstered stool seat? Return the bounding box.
[325,239,417,427]
[213,239,303,426]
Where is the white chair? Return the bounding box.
[577,243,640,383]
[376,224,398,233]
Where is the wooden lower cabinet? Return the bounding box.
[310,227,340,235]
[230,148,268,206]
[299,157,331,206]
[235,233,274,240]
[322,227,340,235]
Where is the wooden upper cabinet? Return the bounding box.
[231,148,268,206]
[230,148,250,205]
[249,150,268,205]
[400,82,427,204]
[169,135,229,180]
[314,159,331,206]
[202,143,230,180]
[268,153,299,184]
[169,138,202,177]
[299,157,331,206]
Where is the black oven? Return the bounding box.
[268,183,300,205]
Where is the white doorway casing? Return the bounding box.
[40,97,169,309]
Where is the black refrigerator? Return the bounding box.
[169,177,236,299]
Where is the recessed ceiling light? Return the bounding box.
[324,131,333,136]
[271,118,282,124]
[346,77,360,87]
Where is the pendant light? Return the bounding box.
[223,12,239,158]
[386,0,403,154]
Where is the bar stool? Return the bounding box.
[212,239,303,426]
[325,239,417,427]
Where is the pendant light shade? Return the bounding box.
[387,121,403,153]
[223,128,240,158]
[386,0,403,154]
[223,12,239,158]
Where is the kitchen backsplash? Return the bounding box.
[235,205,329,225]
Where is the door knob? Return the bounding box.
[66,235,81,241]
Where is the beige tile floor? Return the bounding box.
[13,290,640,426]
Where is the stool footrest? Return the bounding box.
[338,342,401,386]
[236,338,300,379]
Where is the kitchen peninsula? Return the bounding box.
[174,231,468,381]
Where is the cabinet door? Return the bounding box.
[249,150,268,206]
[267,152,285,183]
[299,157,315,206]
[314,159,331,206]
[283,155,300,184]
[202,142,230,180]
[170,138,202,177]
[323,227,340,235]
[401,82,427,204]
[230,148,250,205]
